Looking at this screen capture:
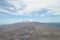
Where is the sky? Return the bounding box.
[0,0,60,24]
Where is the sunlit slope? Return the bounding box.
[0,22,60,40]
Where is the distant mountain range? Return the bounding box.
[0,22,60,40]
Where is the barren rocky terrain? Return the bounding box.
[0,22,60,40]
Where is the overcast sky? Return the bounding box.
[0,0,60,24]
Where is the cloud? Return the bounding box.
[0,0,60,16]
